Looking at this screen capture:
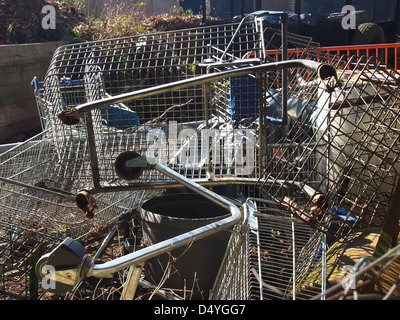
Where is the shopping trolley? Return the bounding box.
[258,53,400,240]
[22,12,342,300]
[0,130,147,299]
[3,11,400,300]
[33,55,335,297]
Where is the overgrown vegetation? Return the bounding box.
[0,0,220,44]
[73,2,220,41]
[63,0,86,11]
[73,2,148,41]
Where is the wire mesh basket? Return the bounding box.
[0,135,146,242]
[33,15,322,193]
[257,53,400,242]
[211,198,324,300]
[0,133,146,299]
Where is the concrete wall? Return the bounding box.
[0,42,65,144]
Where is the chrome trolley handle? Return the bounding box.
[36,152,242,299]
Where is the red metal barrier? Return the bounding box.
[265,43,400,70]
[323,43,400,70]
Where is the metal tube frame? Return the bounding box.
[85,161,243,280]
[69,60,334,115]
[54,58,336,298]
[61,59,336,195]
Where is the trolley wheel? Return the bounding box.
[114,150,145,180]
[351,22,385,45]
[35,253,51,281]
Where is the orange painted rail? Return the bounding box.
[323,43,400,70]
[265,43,400,70]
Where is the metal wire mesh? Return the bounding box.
[0,134,146,299]
[258,53,400,242]
[33,20,320,190]
[9,20,304,250]
[0,224,44,299]
[211,198,323,300]
[0,140,145,242]
[3,13,400,300]
[1,19,282,299]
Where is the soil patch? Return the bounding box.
[0,0,85,44]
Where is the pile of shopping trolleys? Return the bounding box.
[1,12,400,300]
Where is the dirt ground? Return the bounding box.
[0,0,220,44]
[0,0,85,44]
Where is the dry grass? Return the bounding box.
[73,2,220,41]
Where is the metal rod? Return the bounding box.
[87,177,265,193]
[120,263,144,300]
[92,225,119,262]
[321,233,327,300]
[82,177,319,198]
[223,13,249,60]
[202,0,206,24]
[291,213,296,300]
[311,242,400,300]
[137,278,181,300]
[86,162,242,278]
[67,225,119,299]
[256,216,263,300]
[281,13,288,125]
[84,112,101,188]
[0,176,75,200]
